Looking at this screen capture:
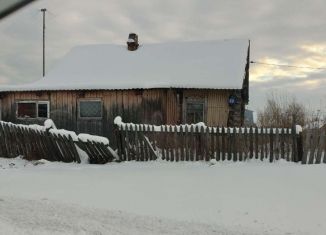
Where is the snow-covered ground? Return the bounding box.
[0,158,325,235]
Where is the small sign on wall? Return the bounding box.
[228,95,238,106]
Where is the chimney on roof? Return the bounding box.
[127,33,139,51]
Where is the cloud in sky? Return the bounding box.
[0,0,325,112]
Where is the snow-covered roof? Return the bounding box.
[0,39,249,92]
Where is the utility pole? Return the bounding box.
[41,8,46,77]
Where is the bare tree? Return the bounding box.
[257,93,306,127]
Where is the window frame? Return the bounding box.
[16,100,50,119]
[183,97,207,124]
[78,98,103,120]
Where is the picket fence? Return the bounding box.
[115,120,325,164]
[115,123,300,162]
[1,119,324,165]
[302,128,326,164]
[0,121,115,164]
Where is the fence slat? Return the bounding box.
[205,126,210,161]
[238,127,243,162]
[260,127,264,161]
[221,127,226,161]
[249,127,253,159]
[280,128,285,160]
[180,126,185,161]
[216,127,221,161]
[269,129,274,163]
[173,126,178,161]
[315,128,323,164]
[275,128,280,161]
[185,126,189,161]
[160,125,165,160]
[191,126,195,161]
[232,127,237,162]
[254,127,259,159]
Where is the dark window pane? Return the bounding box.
[17,103,36,118]
[38,103,48,118]
[80,101,102,118]
[186,101,204,123]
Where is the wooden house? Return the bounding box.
[0,36,250,141]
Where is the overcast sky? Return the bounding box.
[0,0,325,112]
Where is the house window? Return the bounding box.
[17,101,50,119]
[185,99,205,123]
[79,100,102,118]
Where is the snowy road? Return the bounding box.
[0,197,273,235]
[0,158,325,234]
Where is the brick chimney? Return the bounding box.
[127,33,139,51]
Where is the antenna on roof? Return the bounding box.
[40,8,46,77]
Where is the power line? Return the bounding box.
[250,61,326,70]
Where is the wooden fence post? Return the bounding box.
[260,127,264,161]
[114,124,123,161]
[243,127,248,161]
[160,125,165,160]
[221,127,226,161]
[297,129,303,163]
[238,127,243,162]
[249,126,253,159]
[216,127,221,161]
[269,128,274,163]
[292,125,298,162]
[322,128,326,164]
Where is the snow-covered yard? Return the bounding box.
[0,158,325,235]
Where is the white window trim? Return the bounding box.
[16,100,50,119]
[78,99,103,120]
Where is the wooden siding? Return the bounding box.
[182,89,230,126]
[0,88,241,144]
[207,90,230,126]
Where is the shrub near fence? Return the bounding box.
[114,117,307,163]
[0,121,115,164]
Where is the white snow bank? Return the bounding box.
[0,159,325,235]
[0,197,251,235]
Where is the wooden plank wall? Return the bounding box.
[165,89,179,124]
[0,89,237,146]
[207,90,230,126]
[183,90,230,126]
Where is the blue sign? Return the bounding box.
[228,95,238,106]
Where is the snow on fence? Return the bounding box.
[0,121,115,164]
[114,117,312,163]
